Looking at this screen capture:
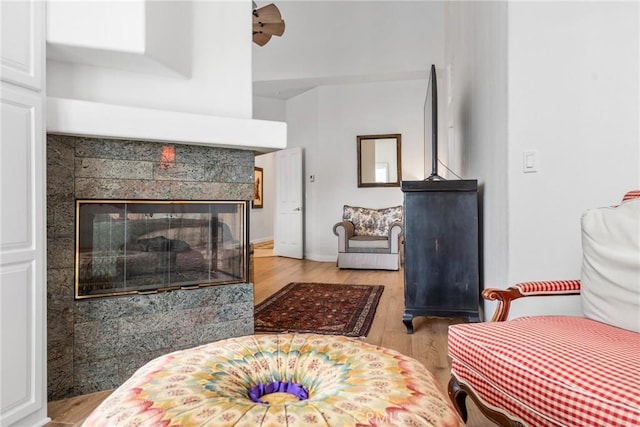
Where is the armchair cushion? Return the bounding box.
[342,205,402,237]
[449,316,640,427]
[581,198,640,333]
[347,235,389,250]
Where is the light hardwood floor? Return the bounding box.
[47,256,494,426]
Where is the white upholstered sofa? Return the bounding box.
[448,191,640,426]
[333,205,403,270]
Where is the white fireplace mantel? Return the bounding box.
[46,97,287,153]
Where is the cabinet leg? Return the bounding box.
[402,313,414,334]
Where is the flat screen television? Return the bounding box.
[425,64,444,180]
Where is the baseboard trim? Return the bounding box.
[304,253,337,263]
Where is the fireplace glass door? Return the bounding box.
[76,200,248,299]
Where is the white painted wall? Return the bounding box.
[47,1,252,119]
[287,80,429,261]
[505,1,639,318]
[143,1,193,77]
[444,1,509,319]
[253,96,286,122]
[251,153,276,242]
[48,1,146,52]
[250,96,286,242]
[446,1,639,319]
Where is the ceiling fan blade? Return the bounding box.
[253,3,281,24]
[253,32,272,46]
[253,21,285,37]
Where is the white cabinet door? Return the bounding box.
[0,1,47,426]
[0,1,44,91]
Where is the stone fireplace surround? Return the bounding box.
[47,134,255,400]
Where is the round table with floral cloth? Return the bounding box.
[82,333,463,427]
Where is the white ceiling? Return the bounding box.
[252,1,445,99]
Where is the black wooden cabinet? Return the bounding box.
[401,180,481,333]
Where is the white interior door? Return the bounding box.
[274,147,303,259]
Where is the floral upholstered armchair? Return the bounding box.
[332,205,403,270]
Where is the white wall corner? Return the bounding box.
[46,0,192,78]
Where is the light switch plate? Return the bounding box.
[523,150,539,173]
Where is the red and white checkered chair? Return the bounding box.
[447,191,640,427]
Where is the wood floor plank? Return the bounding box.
[47,256,494,426]
[47,390,113,427]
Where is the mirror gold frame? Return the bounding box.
[357,134,402,187]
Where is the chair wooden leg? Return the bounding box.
[448,375,525,427]
[448,376,468,422]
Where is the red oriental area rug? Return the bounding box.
[254,282,384,337]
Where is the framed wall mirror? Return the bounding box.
[357,134,402,187]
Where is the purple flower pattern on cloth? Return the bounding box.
[249,381,309,403]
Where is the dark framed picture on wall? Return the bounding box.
[253,167,263,209]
